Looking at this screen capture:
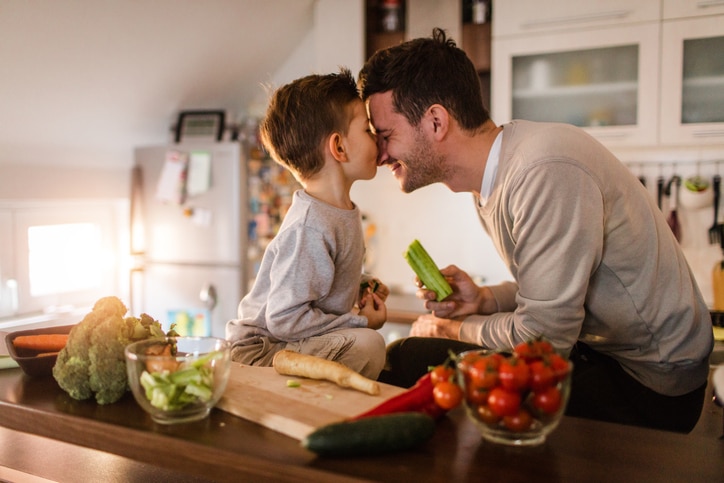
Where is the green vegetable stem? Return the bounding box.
[140,351,221,411]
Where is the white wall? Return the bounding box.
[351,170,513,294]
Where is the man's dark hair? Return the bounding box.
[358,28,490,131]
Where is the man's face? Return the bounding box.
[367,91,447,193]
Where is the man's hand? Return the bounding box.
[416,265,489,318]
[409,313,462,340]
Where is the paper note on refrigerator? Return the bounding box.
[156,150,188,204]
[186,151,212,197]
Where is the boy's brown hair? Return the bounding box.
[259,68,361,181]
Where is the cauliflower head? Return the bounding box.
[53,296,170,405]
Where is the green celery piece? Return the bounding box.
[404,239,453,301]
[170,367,202,385]
[185,382,213,402]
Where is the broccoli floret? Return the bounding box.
[52,296,171,405]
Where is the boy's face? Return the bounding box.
[342,100,379,182]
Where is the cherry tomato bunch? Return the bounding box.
[429,364,464,410]
[456,339,571,433]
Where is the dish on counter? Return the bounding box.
[4,325,75,377]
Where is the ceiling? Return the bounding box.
[0,0,316,168]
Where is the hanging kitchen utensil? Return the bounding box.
[657,176,665,211]
[665,175,681,242]
[713,224,724,310]
[709,174,721,245]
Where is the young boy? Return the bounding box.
[226,68,388,380]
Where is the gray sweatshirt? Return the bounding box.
[462,120,713,396]
[227,190,368,346]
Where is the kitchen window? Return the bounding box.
[0,200,127,327]
[27,222,104,296]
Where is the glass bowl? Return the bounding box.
[456,349,572,446]
[125,336,231,424]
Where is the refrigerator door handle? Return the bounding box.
[200,284,218,311]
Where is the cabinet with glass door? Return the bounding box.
[491,23,660,147]
[660,8,724,145]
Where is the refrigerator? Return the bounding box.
[130,139,298,337]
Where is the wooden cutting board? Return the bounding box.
[217,362,405,440]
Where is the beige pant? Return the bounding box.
[230,328,386,380]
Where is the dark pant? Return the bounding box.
[378,337,707,433]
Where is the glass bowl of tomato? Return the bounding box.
[456,339,572,446]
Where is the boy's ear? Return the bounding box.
[328,132,347,162]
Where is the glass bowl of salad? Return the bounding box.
[456,340,572,446]
[125,336,231,424]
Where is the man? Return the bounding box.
[358,28,713,433]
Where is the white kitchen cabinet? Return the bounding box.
[491,23,660,146]
[663,0,724,20]
[493,0,660,37]
[660,14,724,145]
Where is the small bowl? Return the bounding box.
[679,184,714,209]
[4,325,75,377]
[125,336,231,424]
[456,349,572,446]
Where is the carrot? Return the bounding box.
[13,334,69,352]
[272,350,380,396]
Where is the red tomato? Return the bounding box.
[498,358,530,391]
[430,365,455,386]
[532,386,562,414]
[503,408,534,432]
[528,359,556,391]
[487,387,521,417]
[465,384,489,405]
[476,404,501,426]
[469,357,499,390]
[514,339,555,362]
[546,353,570,382]
[457,351,480,374]
[433,381,464,410]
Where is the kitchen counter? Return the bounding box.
[0,366,722,482]
[385,293,427,324]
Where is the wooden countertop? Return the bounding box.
[0,366,722,482]
[386,293,427,324]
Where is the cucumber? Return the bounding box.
[301,412,435,457]
[404,239,453,301]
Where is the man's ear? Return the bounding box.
[328,132,347,162]
[426,104,450,140]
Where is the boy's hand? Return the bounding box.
[359,291,386,330]
[359,278,390,303]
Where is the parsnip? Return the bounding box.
[272,350,380,396]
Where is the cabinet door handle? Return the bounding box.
[692,129,724,138]
[521,10,632,30]
[697,0,724,9]
[589,131,629,140]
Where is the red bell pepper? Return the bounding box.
[351,372,446,420]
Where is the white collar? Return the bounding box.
[479,130,503,204]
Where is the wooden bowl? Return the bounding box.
[4,325,75,377]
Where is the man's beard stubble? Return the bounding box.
[400,127,450,193]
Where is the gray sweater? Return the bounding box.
[227,190,368,346]
[462,120,713,396]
